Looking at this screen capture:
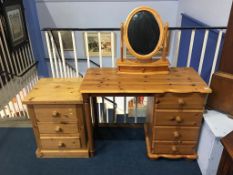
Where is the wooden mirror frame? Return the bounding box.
[124,6,164,60]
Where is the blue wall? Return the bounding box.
[177,14,224,83]
[23,0,49,77]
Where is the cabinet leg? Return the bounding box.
[92,96,99,128]
[83,94,94,157]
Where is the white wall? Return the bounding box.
[36,0,179,66]
[177,0,232,26]
[36,1,179,28]
[36,0,233,68]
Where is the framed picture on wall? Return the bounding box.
[2,0,28,50]
[84,32,115,57]
[52,31,73,51]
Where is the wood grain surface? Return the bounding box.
[80,68,211,94]
[23,78,83,104]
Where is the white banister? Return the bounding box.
[49,31,64,78]
[22,46,29,67]
[2,108,8,118]
[0,37,12,74]
[134,97,138,123]
[186,30,196,67]
[98,102,101,123]
[45,32,55,77]
[208,31,223,85]
[26,44,33,65]
[11,52,19,74]
[19,48,27,71]
[111,32,115,67]
[58,31,67,78]
[71,31,79,77]
[23,45,30,67]
[124,97,127,123]
[15,51,23,73]
[198,30,209,74]
[50,34,59,77]
[173,30,181,67]
[84,32,90,68]
[0,19,15,75]
[98,32,103,67]
[66,65,71,78]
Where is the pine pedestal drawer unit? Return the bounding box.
[80,67,211,159]
[146,89,211,159]
[23,78,89,158]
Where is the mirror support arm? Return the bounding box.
[120,23,124,62]
[162,23,169,61]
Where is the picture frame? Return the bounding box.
[2,0,28,50]
[128,97,147,117]
[52,31,73,51]
[85,32,115,57]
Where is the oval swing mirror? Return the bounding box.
[124,7,164,60]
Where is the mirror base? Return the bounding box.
[117,58,170,74]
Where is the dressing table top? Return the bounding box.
[80,67,211,94]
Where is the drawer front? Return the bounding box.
[155,93,206,109]
[38,123,79,134]
[154,110,203,126]
[153,126,200,141]
[40,137,81,150]
[34,104,82,123]
[152,141,196,155]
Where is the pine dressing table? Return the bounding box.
[80,67,211,159]
[80,6,211,159]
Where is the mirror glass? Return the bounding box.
[127,10,160,55]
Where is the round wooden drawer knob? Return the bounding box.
[172,146,177,152]
[58,142,65,148]
[55,126,62,132]
[175,116,182,123]
[52,111,60,117]
[178,98,185,105]
[173,131,180,138]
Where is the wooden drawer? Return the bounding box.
[33,104,82,123]
[152,141,196,154]
[38,123,79,134]
[153,126,200,141]
[153,110,203,126]
[40,136,81,150]
[155,93,206,109]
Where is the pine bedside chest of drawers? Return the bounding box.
[23,78,89,158]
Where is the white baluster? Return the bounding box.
[71,31,79,77]
[84,32,90,68]
[58,31,67,78]
[98,32,103,67]
[186,30,196,67]
[208,31,223,85]
[173,30,181,67]
[45,31,55,77]
[198,30,209,74]
[111,32,115,68]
